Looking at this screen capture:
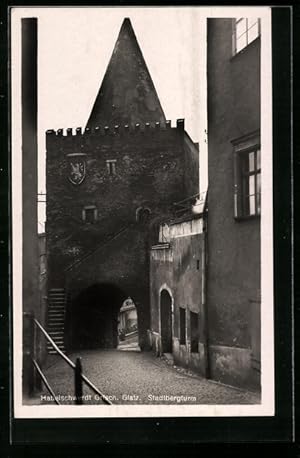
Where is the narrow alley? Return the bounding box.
[39,347,260,406]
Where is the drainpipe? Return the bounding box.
[202,207,211,379]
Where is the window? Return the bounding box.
[233,18,260,54]
[179,307,186,345]
[190,311,199,353]
[233,133,261,219]
[106,159,117,175]
[82,206,97,223]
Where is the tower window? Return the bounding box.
[82,206,97,223]
[233,18,260,55]
[190,311,199,353]
[179,307,186,345]
[106,159,117,175]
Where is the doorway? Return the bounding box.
[160,289,173,353]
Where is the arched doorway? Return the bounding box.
[65,283,137,351]
[160,289,173,353]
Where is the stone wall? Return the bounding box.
[46,121,187,282]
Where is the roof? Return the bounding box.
[87,18,166,128]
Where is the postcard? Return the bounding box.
[11,5,274,419]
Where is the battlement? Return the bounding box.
[46,119,185,138]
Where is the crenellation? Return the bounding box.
[176,119,185,129]
[46,120,185,141]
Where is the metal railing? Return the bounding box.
[26,313,112,405]
[173,191,207,215]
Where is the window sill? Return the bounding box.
[234,214,260,222]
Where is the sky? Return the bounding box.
[11,6,269,232]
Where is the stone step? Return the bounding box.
[47,338,64,344]
[48,353,65,356]
[48,302,65,306]
[47,342,65,348]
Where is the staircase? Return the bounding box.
[47,288,66,354]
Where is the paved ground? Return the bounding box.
[39,348,260,406]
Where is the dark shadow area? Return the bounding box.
[65,283,129,351]
[160,289,172,353]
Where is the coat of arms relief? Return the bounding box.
[67,153,87,185]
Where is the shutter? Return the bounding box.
[233,151,240,218]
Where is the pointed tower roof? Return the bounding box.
[87,18,166,128]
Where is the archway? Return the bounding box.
[65,283,136,351]
[160,289,173,353]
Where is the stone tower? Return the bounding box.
[46,17,199,352]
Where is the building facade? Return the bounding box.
[149,208,208,377]
[206,18,261,389]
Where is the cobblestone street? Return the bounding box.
[39,348,260,405]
